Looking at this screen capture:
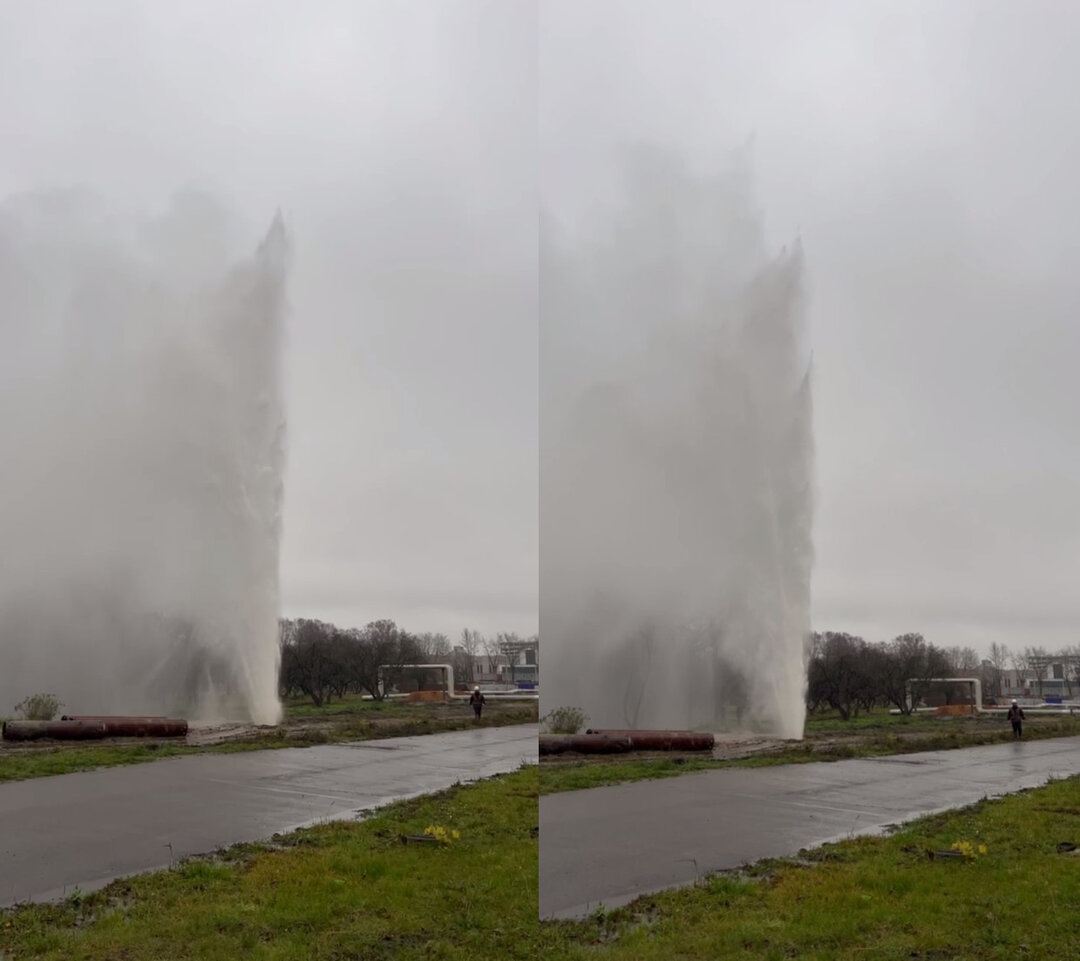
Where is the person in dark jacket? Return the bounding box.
[1007,700,1026,739]
[469,687,486,721]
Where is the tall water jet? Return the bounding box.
[541,147,813,739]
[0,189,288,725]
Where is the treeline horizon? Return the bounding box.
[808,631,1080,720]
[277,617,538,707]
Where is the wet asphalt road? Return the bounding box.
[0,723,537,907]
[540,734,1080,918]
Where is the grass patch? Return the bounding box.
[539,774,1080,959]
[539,711,1080,795]
[0,743,199,782]
[1,767,538,960]
[805,706,1080,736]
[0,703,538,784]
[0,735,343,783]
[540,757,728,794]
[538,754,827,795]
[281,692,416,718]
[803,707,931,733]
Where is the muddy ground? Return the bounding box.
[0,699,538,755]
[540,712,1080,768]
[187,700,533,745]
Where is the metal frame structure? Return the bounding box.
[377,663,454,698]
[905,676,983,713]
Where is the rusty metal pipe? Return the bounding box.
[5,716,190,739]
[62,717,189,737]
[104,719,187,737]
[2,720,108,741]
[624,733,714,751]
[586,729,715,751]
[540,734,634,755]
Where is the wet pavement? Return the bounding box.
[0,723,537,907]
[540,734,1080,918]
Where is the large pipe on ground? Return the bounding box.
[586,729,716,751]
[2,720,108,741]
[540,734,634,755]
[3,717,189,740]
[62,716,189,737]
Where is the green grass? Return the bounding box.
[805,708,927,732]
[540,757,729,794]
[0,703,538,784]
[804,707,990,733]
[539,774,1080,959]
[0,735,337,783]
[538,751,849,795]
[0,743,200,781]
[281,692,416,717]
[1,767,539,961]
[539,711,1080,795]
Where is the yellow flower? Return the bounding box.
[422,824,459,845]
[948,840,985,859]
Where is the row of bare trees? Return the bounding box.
[278,618,535,707]
[279,618,410,706]
[808,632,1080,720]
[807,632,977,720]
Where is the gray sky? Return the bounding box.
[6,1,1079,657]
[541,0,1080,657]
[0,0,537,638]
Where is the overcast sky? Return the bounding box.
[5,2,1079,657]
[541,0,1080,657]
[0,0,537,638]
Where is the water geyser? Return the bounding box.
[0,189,289,725]
[541,147,813,739]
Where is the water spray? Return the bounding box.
[541,148,813,738]
[0,190,289,724]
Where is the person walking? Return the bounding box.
[469,686,486,722]
[1007,699,1026,739]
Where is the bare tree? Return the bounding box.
[481,633,503,681]
[805,631,874,721]
[353,619,405,701]
[280,618,336,707]
[877,633,927,715]
[453,628,483,687]
[498,632,524,685]
[326,628,356,700]
[391,630,453,690]
[987,642,1010,699]
[944,646,980,675]
[1024,646,1049,697]
[413,632,452,661]
[1009,649,1029,696]
[935,645,980,705]
[1065,645,1080,698]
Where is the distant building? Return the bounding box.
[997,656,1080,700]
[467,639,539,687]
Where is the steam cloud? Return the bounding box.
[0,189,288,725]
[541,147,813,739]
